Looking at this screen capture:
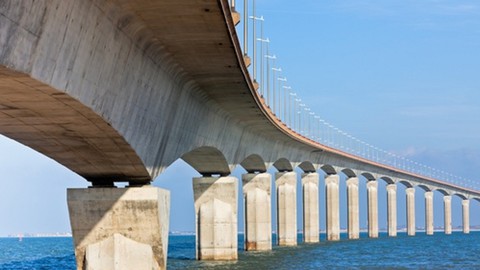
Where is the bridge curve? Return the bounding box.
[0,0,479,200]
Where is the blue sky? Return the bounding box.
[1,0,480,236]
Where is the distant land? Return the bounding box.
[4,226,479,238]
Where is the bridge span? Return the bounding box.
[1,0,479,269]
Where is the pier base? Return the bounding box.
[302,173,319,243]
[367,181,379,238]
[276,171,297,246]
[325,174,340,241]
[386,184,397,237]
[406,187,416,236]
[193,176,238,260]
[444,196,452,235]
[425,191,434,235]
[462,199,470,234]
[68,187,170,270]
[346,177,359,239]
[242,173,272,251]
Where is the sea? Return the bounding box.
[0,232,479,269]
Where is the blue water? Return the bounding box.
[1,232,479,269]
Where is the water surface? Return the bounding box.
[1,232,479,269]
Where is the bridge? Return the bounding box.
[1,0,479,269]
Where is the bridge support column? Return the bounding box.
[406,187,416,236]
[67,187,170,270]
[425,191,434,235]
[325,174,340,241]
[302,172,319,243]
[367,181,379,238]
[444,196,452,235]
[276,172,297,246]
[462,199,470,234]
[386,184,397,237]
[346,177,359,239]
[242,173,272,251]
[193,176,238,260]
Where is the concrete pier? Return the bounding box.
[425,191,434,235]
[406,187,416,236]
[193,177,238,260]
[346,177,360,239]
[276,172,297,246]
[444,196,452,235]
[302,173,319,243]
[67,187,170,270]
[462,199,470,234]
[367,181,379,238]
[325,174,340,241]
[242,173,272,251]
[386,184,397,237]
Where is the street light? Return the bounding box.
[289,92,297,128]
[250,15,264,83]
[271,67,281,114]
[282,85,291,124]
[277,77,287,118]
[257,37,269,95]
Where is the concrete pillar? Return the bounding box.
[67,187,170,270]
[346,177,359,239]
[302,172,319,243]
[444,196,452,235]
[193,176,238,260]
[325,174,340,241]
[242,173,272,251]
[367,181,379,238]
[425,191,434,235]
[386,184,397,237]
[462,199,470,234]
[406,187,416,236]
[276,171,297,246]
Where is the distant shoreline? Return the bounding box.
[2,229,479,238]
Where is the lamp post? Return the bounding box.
[243,0,248,59]
[265,54,276,106]
[282,86,291,124]
[257,37,269,94]
[271,67,281,114]
[289,92,297,128]
[250,15,264,84]
[299,103,306,133]
[277,77,287,119]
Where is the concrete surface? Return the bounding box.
[193,176,238,260]
[242,173,272,251]
[67,187,170,270]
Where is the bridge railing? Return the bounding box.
[228,0,479,191]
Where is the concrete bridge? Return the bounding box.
[1,0,479,269]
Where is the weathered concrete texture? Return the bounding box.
[276,172,297,246]
[242,173,272,251]
[67,187,170,270]
[325,174,340,241]
[346,177,359,239]
[302,173,319,243]
[462,200,470,234]
[1,0,480,203]
[193,177,238,260]
[406,187,416,236]
[386,184,397,237]
[85,233,159,270]
[367,181,379,238]
[444,196,452,235]
[425,191,434,235]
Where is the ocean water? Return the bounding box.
[1,232,479,269]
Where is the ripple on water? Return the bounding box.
[0,232,479,269]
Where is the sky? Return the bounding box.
[1,0,480,236]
